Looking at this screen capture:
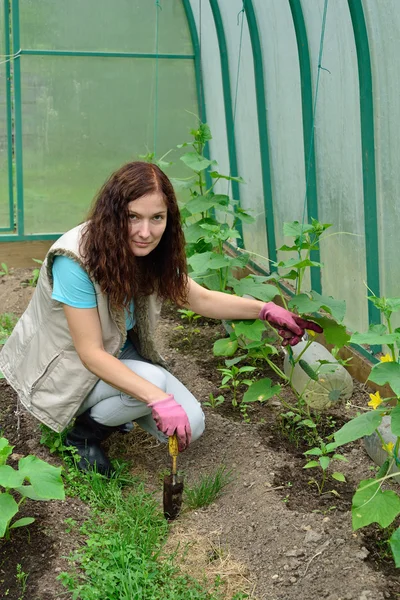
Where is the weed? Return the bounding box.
[0,313,18,345]
[29,258,43,287]
[185,465,233,509]
[39,424,69,454]
[218,358,255,408]
[59,461,229,599]
[15,564,28,600]
[64,518,77,533]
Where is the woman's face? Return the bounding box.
[127,192,168,256]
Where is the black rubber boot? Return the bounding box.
[65,411,118,476]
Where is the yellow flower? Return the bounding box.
[307,330,317,338]
[382,442,394,454]
[368,391,383,410]
[380,353,393,362]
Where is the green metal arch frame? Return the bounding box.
[244,0,277,268]
[182,0,212,189]
[208,0,243,245]
[2,0,14,233]
[11,0,24,238]
[288,0,321,292]
[347,0,381,331]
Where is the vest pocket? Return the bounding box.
[30,351,64,394]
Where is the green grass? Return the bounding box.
[59,460,237,599]
[184,465,234,510]
[0,313,18,345]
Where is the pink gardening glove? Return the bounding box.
[149,394,192,451]
[259,302,323,347]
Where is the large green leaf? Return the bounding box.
[352,479,400,530]
[17,456,64,500]
[209,171,245,183]
[351,324,400,346]
[389,527,400,567]
[232,320,265,342]
[0,492,18,537]
[185,196,220,215]
[334,411,383,446]
[213,338,238,357]
[313,317,350,348]
[277,258,321,270]
[184,222,208,244]
[283,221,314,237]
[0,465,25,489]
[289,293,346,323]
[180,152,216,172]
[232,277,278,302]
[187,252,226,273]
[0,438,13,466]
[391,404,400,436]
[242,378,281,404]
[368,362,400,396]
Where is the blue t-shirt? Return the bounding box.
[52,255,135,331]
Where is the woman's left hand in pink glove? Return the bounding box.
[259,302,323,346]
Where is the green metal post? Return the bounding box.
[3,0,14,231]
[208,0,243,245]
[348,0,381,337]
[182,0,212,189]
[244,0,277,268]
[288,0,321,292]
[11,0,24,237]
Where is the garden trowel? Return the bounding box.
[163,433,184,521]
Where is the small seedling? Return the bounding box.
[303,441,347,495]
[176,308,201,345]
[218,358,256,407]
[203,393,225,409]
[64,518,77,533]
[184,465,233,509]
[29,258,43,287]
[0,262,9,277]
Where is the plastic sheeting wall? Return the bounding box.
[190,0,397,336]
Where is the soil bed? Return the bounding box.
[0,269,399,599]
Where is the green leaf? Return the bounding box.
[0,465,25,488]
[283,221,314,238]
[303,461,319,469]
[331,472,346,482]
[10,517,35,529]
[0,438,13,466]
[17,456,65,500]
[180,152,215,172]
[289,292,346,323]
[319,456,330,470]
[232,320,265,342]
[232,277,278,302]
[334,411,383,446]
[184,222,209,244]
[300,419,317,428]
[0,492,18,537]
[389,527,400,568]
[185,196,220,215]
[351,324,400,346]
[277,258,321,270]
[304,448,323,456]
[312,317,350,348]
[391,404,400,436]
[242,378,281,404]
[213,338,238,357]
[368,361,400,396]
[224,356,244,367]
[352,479,400,530]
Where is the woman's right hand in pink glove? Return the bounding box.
[149,394,192,451]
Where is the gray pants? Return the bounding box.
[78,342,205,444]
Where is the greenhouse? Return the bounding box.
[0,1,400,599]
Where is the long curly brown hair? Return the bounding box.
[80,161,188,308]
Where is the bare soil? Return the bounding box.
[0,269,399,600]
